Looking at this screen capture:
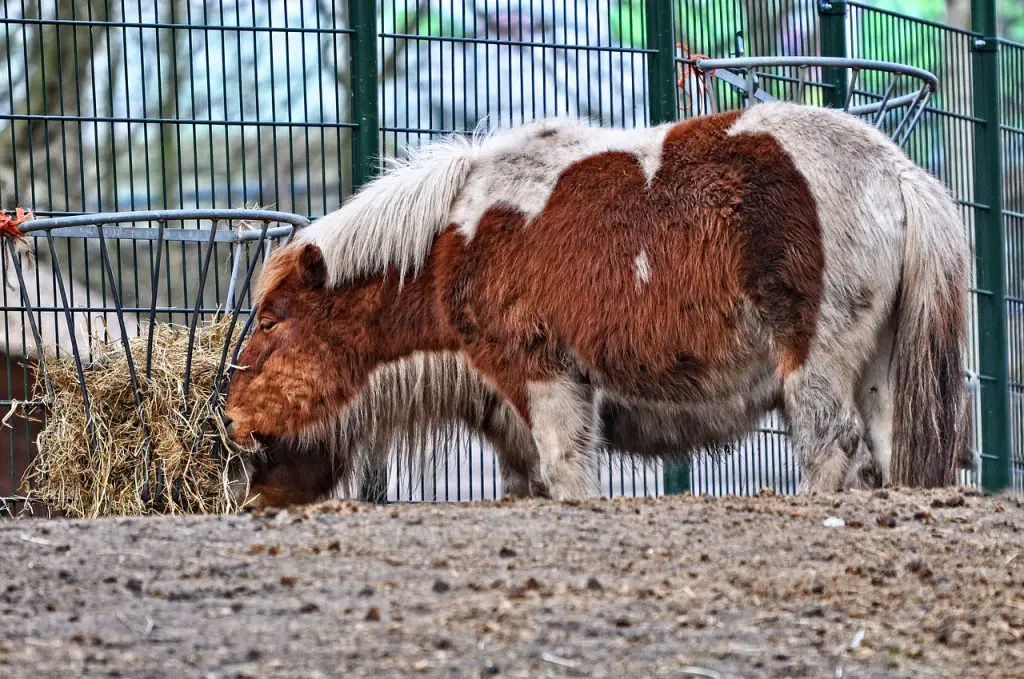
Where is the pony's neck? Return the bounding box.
[367,263,459,362]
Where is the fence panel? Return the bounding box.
[667,0,824,496]
[0,1,354,500]
[2,0,1022,505]
[375,0,662,501]
[1000,38,1024,493]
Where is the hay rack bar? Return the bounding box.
[681,53,938,148]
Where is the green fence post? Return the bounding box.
[971,0,1012,492]
[349,0,388,502]
[645,0,690,495]
[349,0,380,192]
[646,0,676,127]
[818,0,849,108]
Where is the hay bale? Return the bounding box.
[24,319,254,518]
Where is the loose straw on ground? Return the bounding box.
[24,319,255,518]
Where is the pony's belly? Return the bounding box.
[596,365,782,458]
[581,317,775,405]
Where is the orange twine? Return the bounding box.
[0,208,35,287]
[0,207,33,241]
[676,43,716,113]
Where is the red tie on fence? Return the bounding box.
[0,207,33,241]
[676,43,716,114]
[0,208,35,284]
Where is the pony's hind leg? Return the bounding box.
[856,321,896,487]
[783,366,872,493]
[526,375,600,500]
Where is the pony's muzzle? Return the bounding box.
[222,412,250,444]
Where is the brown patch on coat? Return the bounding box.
[434,111,824,406]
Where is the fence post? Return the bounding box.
[646,0,676,126]
[645,0,690,495]
[349,0,380,192]
[971,0,1012,492]
[818,0,849,108]
[349,0,388,502]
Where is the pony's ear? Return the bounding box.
[297,243,327,289]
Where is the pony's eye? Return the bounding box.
[259,318,277,332]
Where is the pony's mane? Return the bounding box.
[297,132,481,287]
[253,243,300,304]
[296,116,606,287]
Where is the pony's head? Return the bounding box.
[224,241,380,448]
[228,434,348,511]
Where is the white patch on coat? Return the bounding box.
[450,117,673,239]
[728,102,969,490]
[633,249,651,290]
[727,102,906,364]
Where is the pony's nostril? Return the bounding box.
[223,416,235,435]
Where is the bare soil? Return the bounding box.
[1,489,1022,678]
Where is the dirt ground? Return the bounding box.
[1,489,1022,679]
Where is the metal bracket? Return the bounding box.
[686,56,937,147]
[817,0,848,15]
[970,36,998,53]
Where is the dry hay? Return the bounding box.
[24,318,255,518]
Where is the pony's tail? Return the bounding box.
[890,165,971,487]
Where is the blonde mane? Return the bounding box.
[297,133,479,287]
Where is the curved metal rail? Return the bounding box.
[5,208,307,508]
[683,55,938,147]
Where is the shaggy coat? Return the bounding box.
[225,102,969,505]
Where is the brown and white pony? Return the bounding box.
[225,101,970,507]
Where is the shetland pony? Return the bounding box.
[225,101,970,504]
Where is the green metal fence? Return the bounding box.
[1000,37,1024,493]
[1,0,1021,504]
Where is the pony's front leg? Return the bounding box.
[525,375,600,501]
